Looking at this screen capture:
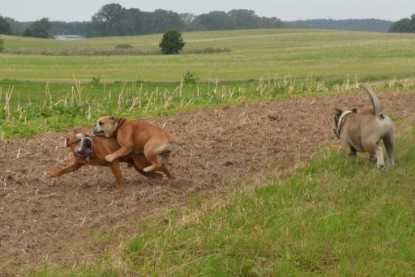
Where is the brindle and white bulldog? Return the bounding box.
[93,116,180,179]
[333,84,395,169]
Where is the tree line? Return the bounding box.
[388,14,415,33]
[0,3,284,38]
[1,3,413,38]
[286,19,392,33]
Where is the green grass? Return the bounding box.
[2,77,414,139]
[2,29,415,81]
[34,119,415,276]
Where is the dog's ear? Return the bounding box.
[334,108,343,126]
[335,108,343,115]
[66,131,75,147]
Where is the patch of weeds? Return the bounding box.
[183,71,200,84]
[91,76,101,86]
[115,43,133,49]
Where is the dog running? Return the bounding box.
[93,116,180,179]
[48,130,162,189]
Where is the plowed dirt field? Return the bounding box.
[1,91,414,275]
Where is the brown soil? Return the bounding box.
[1,91,414,275]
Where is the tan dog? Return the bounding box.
[48,131,162,189]
[333,84,395,169]
[92,116,180,179]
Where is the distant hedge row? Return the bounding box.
[389,14,415,33]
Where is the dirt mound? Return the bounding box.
[1,91,414,274]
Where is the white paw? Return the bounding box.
[105,155,113,162]
[377,164,385,170]
[143,165,155,172]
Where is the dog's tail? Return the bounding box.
[359,84,384,120]
[168,134,183,146]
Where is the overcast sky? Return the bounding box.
[1,0,413,22]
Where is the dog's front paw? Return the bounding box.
[146,172,163,180]
[105,155,114,162]
[377,164,385,170]
[48,171,57,178]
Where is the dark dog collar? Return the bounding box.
[113,118,127,136]
[335,111,352,138]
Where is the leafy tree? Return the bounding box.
[228,9,261,29]
[140,9,184,34]
[153,9,184,33]
[23,28,33,37]
[261,17,284,29]
[198,11,236,30]
[389,14,415,33]
[4,17,30,35]
[0,16,12,34]
[181,13,203,31]
[91,3,125,36]
[159,29,185,54]
[180,13,197,25]
[119,8,143,35]
[24,18,52,38]
[389,18,412,32]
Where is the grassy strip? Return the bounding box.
[3,47,230,56]
[2,29,415,81]
[0,78,415,139]
[35,120,415,276]
[1,77,415,139]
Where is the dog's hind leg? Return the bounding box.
[130,155,163,179]
[383,133,395,167]
[342,143,357,159]
[142,155,174,179]
[143,141,174,179]
[364,142,385,169]
[374,145,385,169]
[142,154,174,179]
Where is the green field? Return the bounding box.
[2,29,415,82]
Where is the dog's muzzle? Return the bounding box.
[75,137,93,159]
[92,124,105,137]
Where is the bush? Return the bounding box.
[115,43,133,49]
[159,29,185,55]
[91,76,101,86]
[183,71,200,84]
